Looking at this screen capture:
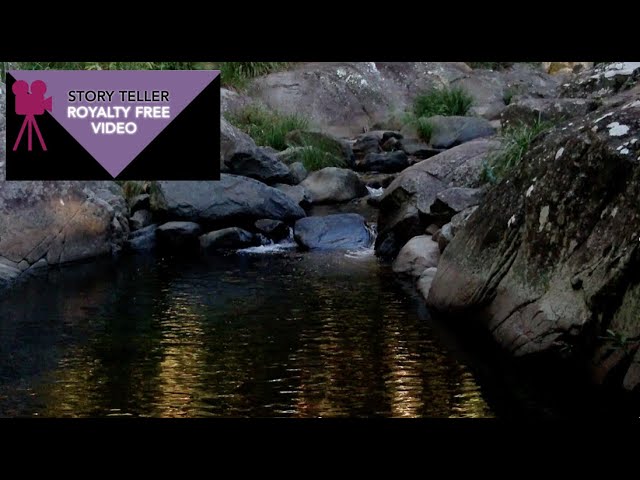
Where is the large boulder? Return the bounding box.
[375,139,500,258]
[427,115,496,149]
[560,62,640,99]
[356,151,410,173]
[392,235,440,277]
[200,227,257,252]
[294,214,373,250]
[300,167,368,204]
[426,96,640,392]
[501,97,600,127]
[155,175,305,228]
[220,118,257,173]
[0,181,129,288]
[246,62,478,137]
[274,184,311,208]
[224,147,292,185]
[430,187,484,219]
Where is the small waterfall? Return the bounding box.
[237,227,297,255]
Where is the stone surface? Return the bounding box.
[130,209,153,231]
[128,194,150,213]
[156,222,202,251]
[356,151,410,173]
[427,115,496,149]
[225,147,292,185]
[254,219,290,242]
[220,118,257,172]
[417,267,438,299]
[426,95,640,391]
[294,214,373,250]
[501,97,600,127]
[155,175,305,227]
[392,235,440,278]
[300,167,368,204]
[289,162,308,184]
[450,206,478,237]
[126,224,158,252]
[200,227,256,252]
[375,139,500,258]
[274,184,311,209]
[430,187,483,218]
[0,181,129,289]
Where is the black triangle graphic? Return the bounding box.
[116,76,221,180]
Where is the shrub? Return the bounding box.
[413,86,473,118]
[481,118,551,183]
[226,105,309,151]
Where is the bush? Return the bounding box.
[481,119,551,183]
[413,86,473,118]
[226,105,309,151]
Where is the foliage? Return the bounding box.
[481,118,552,183]
[413,86,473,118]
[226,104,309,151]
[215,62,291,89]
[296,145,346,171]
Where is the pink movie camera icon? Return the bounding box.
[12,79,53,152]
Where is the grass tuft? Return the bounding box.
[481,118,552,183]
[413,86,473,118]
[297,146,347,171]
[226,105,309,151]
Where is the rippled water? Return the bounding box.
[0,248,507,418]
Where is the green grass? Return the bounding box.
[413,86,473,118]
[467,62,514,70]
[481,118,552,183]
[227,104,309,151]
[214,62,291,89]
[297,146,347,171]
[120,180,166,211]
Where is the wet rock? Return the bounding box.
[356,151,410,173]
[126,224,158,251]
[130,209,153,231]
[428,115,496,149]
[225,147,292,185]
[300,167,368,204]
[294,213,373,250]
[156,175,305,227]
[417,267,438,299]
[392,235,440,277]
[156,222,202,251]
[200,227,257,252]
[128,194,150,213]
[255,219,290,242]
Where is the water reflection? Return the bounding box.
[0,252,493,417]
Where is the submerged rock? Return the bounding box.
[200,227,257,252]
[294,214,373,250]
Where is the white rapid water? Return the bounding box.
[366,186,384,198]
